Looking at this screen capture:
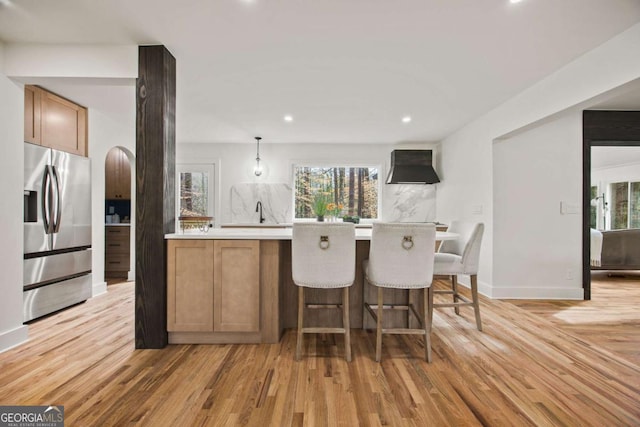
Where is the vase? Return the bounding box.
[316,215,324,222]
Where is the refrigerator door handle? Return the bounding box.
[52,166,62,233]
[42,165,54,234]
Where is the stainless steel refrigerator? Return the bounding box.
[23,143,92,322]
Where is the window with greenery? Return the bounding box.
[294,166,379,219]
[175,164,215,229]
[179,171,209,216]
[609,181,640,229]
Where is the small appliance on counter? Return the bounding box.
[23,143,92,322]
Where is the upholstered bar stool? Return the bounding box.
[363,223,436,362]
[292,223,356,361]
[433,221,484,331]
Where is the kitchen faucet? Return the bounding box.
[255,201,265,224]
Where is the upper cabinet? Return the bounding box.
[24,86,42,145]
[105,148,131,200]
[24,85,88,157]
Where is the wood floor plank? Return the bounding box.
[0,279,639,426]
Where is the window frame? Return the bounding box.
[175,163,217,230]
[291,161,383,222]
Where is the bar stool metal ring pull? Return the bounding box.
[402,235,414,250]
[319,235,330,250]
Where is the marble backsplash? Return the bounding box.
[381,184,436,222]
[229,182,435,224]
[230,183,293,224]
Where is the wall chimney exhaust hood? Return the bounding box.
[386,150,440,184]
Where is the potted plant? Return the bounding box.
[342,215,360,224]
[312,193,329,221]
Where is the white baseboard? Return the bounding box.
[447,276,583,300]
[92,281,107,297]
[0,325,29,354]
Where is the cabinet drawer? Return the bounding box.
[105,254,130,271]
[106,227,130,240]
[105,240,129,255]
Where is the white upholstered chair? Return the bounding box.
[363,223,436,362]
[433,221,484,331]
[292,223,356,361]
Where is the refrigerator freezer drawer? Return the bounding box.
[23,274,92,322]
[24,249,92,288]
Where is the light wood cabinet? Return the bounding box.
[105,148,131,200]
[167,239,261,334]
[24,85,88,156]
[167,240,214,332]
[24,86,42,145]
[213,240,260,332]
[105,226,131,278]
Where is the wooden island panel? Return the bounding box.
[167,240,214,332]
[167,239,283,344]
[213,240,260,332]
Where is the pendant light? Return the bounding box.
[254,136,263,176]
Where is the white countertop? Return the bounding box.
[166,228,457,241]
[219,222,373,228]
[106,223,131,227]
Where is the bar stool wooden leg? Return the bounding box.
[296,287,304,361]
[343,287,351,362]
[471,275,482,331]
[376,287,383,362]
[451,275,460,315]
[423,286,432,362]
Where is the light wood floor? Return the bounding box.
[510,271,640,367]
[1,278,638,426]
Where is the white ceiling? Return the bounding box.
[592,146,640,169]
[1,0,640,145]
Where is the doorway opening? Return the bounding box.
[582,111,640,300]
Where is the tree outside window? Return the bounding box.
[179,171,209,216]
[609,180,640,230]
[294,166,379,219]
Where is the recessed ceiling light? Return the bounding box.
[402,116,412,123]
[510,0,523,3]
[0,0,12,6]
[284,115,293,122]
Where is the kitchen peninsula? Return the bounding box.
[165,227,454,345]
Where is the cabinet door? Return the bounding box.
[105,149,119,199]
[41,91,87,156]
[117,149,131,200]
[105,149,131,200]
[167,240,214,332]
[24,86,42,145]
[213,240,260,332]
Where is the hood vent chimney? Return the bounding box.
[386,149,440,184]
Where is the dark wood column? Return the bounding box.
[135,45,176,348]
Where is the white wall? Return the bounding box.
[438,22,640,299]
[177,142,441,224]
[0,43,29,351]
[493,112,583,299]
[89,103,136,295]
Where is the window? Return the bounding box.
[293,166,379,219]
[590,185,598,228]
[609,180,640,229]
[176,164,215,227]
